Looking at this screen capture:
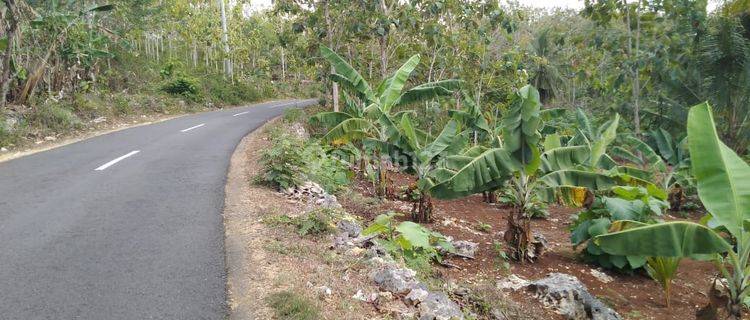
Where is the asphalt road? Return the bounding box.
[0,99,316,319]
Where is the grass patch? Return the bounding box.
[266,290,320,320]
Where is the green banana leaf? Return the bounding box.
[399,115,421,151]
[590,114,619,168]
[595,221,731,257]
[429,148,520,199]
[687,102,750,238]
[380,55,420,111]
[419,120,459,164]
[540,146,590,173]
[396,79,463,107]
[310,111,353,128]
[501,85,542,166]
[321,118,375,143]
[320,45,373,100]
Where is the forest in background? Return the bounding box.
[0,0,748,155]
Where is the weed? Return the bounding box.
[492,242,511,273]
[474,221,492,233]
[266,290,320,320]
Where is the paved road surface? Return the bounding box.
[0,99,316,319]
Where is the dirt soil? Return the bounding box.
[223,119,387,320]
[339,172,720,320]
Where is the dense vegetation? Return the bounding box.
[4,0,750,318]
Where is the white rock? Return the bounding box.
[44,136,56,141]
[405,288,430,306]
[496,274,529,291]
[590,269,613,283]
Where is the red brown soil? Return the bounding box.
[340,172,719,320]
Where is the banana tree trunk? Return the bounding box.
[411,191,434,223]
[504,206,532,263]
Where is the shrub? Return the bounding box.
[161,76,200,100]
[259,134,306,190]
[363,212,455,274]
[570,186,668,272]
[262,208,338,236]
[282,108,305,123]
[31,103,83,132]
[259,131,351,193]
[266,291,320,320]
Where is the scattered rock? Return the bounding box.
[377,291,394,302]
[289,122,309,140]
[380,299,418,319]
[526,273,621,320]
[451,240,478,259]
[0,147,7,152]
[337,219,362,238]
[497,274,530,292]
[372,267,423,294]
[527,233,548,260]
[314,285,332,298]
[405,288,430,306]
[91,116,107,124]
[352,289,376,302]
[44,136,57,141]
[283,181,342,208]
[418,292,464,320]
[490,308,509,320]
[345,247,366,257]
[590,269,613,283]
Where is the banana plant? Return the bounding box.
[594,102,748,319]
[398,117,466,222]
[312,45,461,196]
[611,131,693,210]
[427,85,630,262]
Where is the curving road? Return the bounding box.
[0,99,316,319]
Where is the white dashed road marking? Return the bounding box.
[232,111,249,117]
[95,150,140,171]
[180,123,205,133]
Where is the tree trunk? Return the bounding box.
[411,192,433,223]
[323,0,339,111]
[0,0,19,109]
[219,0,232,79]
[504,206,532,263]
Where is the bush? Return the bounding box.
[31,103,83,132]
[260,134,306,190]
[161,76,201,100]
[259,130,351,193]
[262,208,338,236]
[282,108,305,123]
[266,291,320,320]
[570,186,669,272]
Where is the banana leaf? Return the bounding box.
[320,45,373,100]
[687,102,750,238]
[396,79,463,107]
[380,55,420,111]
[429,148,520,199]
[595,221,731,257]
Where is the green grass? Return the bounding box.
[266,291,320,320]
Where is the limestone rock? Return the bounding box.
[418,292,464,320]
[404,288,430,306]
[526,273,621,320]
[336,219,362,238]
[496,274,529,292]
[372,267,422,294]
[452,240,478,259]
